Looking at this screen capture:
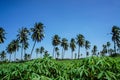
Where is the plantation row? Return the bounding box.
[0,57,120,80]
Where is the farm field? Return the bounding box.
[0,56,120,80]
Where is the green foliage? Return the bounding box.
[0,57,120,80]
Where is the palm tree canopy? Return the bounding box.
[61,38,69,50]
[111,26,120,53]
[111,26,120,45]
[0,50,6,59]
[70,38,76,52]
[52,34,61,46]
[6,41,14,54]
[85,40,91,50]
[107,42,111,47]
[0,27,6,43]
[31,22,44,42]
[12,39,20,52]
[17,27,30,44]
[102,44,107,54]
[76,34,85,47]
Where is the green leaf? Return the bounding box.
[97,71,104,79]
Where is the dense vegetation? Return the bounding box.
[0,56,120,80]
[0,22,120,79]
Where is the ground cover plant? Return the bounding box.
[0,56,120,80]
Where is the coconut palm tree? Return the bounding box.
[12,39,20,61]
[17,27,30,60]
[101,44,107,56]
[39,46,44,58]
[106,42,111,54]
[0,50,6,61]
[76,34,85,59]
[30,22,45,58]
[85,40,91,57]
[52,34,61,58]
[0,27,6,44]
[61,38,69,59]
[111,26,120,54]
[92,45,97,56]
[6,42,14,61]
[70,38,76,59]
[55,47,59,59]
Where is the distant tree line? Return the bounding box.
[0,23,120,62]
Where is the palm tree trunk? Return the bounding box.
[71,51,73,59]
[9,54,11,62]
[14,52,16,61]
[78,46,80,59]
[114,41,116,54]
[86,49,87,57]
[36,53,38,59]
[55,51,56,59]
[23,49,26,60]
[21,43,23,60]
[31,40,37,58]
[52,47,55,59]
[62,48,64,59]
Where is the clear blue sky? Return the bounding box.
[0,0,120,59]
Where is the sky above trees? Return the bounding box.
[0,0,120,59]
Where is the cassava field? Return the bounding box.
[0,56,120,80]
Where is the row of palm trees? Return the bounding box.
[0,22,45,61]
[51,26,120,59]
[0,24,120,61]
[51,34,114,59]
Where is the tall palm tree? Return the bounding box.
[31,22,45,58]
[17,27,30,60]
[101,44,107,56]
[92,45,97,56]
[39,46,44,58]
[55,47,59,59]
[6,41,14,61]
[85,40,91,57]
[111,26,120,54]
[36,48,39,58]
[70,38,76,59]
[11,39,20,61]
[0,50,6,61]
[106,42,111,54]
[76,34,85,59]
[0,27,6,44]
[61,38,69,59]
[52,34,61,58]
